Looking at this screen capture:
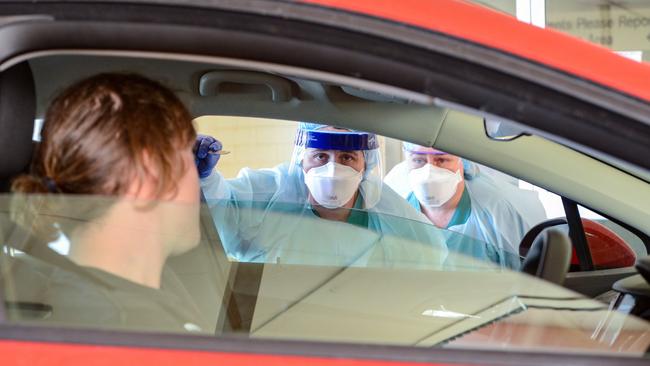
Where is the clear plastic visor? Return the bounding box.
[289,128,383,208]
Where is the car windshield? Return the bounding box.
[1,193,648,353]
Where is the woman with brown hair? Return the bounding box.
[10,73,208,333]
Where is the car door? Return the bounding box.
[0,1,649,365]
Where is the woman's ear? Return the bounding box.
[124,149,160,200]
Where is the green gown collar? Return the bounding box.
[311,194,369,228]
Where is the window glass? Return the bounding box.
[193,115,648,277]
[3,114,647,351]
[194,118,519,269]
[464,167,647,268]
[578,205,647,259]
[2,55,648,357]
[383,137,647,271]
[194,116,296,178]
[1,195,230,334]
[0,194,522,333]
[382,145,536,268]
[516,182,647,262]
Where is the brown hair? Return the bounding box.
[12,73,196,198]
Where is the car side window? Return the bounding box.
[389,150,648,273]
[504,174,647,270]
[2,54,647,357]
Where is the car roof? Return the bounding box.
[16,0,650,104]
[298,0,650,104]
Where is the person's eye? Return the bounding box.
[340,154,355,162]
[314,153,328,161]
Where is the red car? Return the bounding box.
[0,1,649,365]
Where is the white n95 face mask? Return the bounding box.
[304,162,363,209]
[408,164,462,208]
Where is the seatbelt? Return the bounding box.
[562,197,594,271]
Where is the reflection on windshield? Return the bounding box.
[206,198,520,271]
[196,123,531,271]
[1,194,209,333]
[1,194,649,356]
[448,306,650,354]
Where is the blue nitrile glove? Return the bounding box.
[193,134,222,179]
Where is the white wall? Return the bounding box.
[195,116,296,178]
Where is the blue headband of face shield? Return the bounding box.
[295,129,379,150]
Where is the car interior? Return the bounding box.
[0,51,649,353]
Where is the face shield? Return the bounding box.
[289,123,383,209]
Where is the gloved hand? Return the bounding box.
[193,134,223,179]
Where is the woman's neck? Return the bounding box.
[68,201,167,289]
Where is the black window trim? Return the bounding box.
[563,197,595,271]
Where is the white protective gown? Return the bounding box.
[385,161,546,268]
[201,163,450,269]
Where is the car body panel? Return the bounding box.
[299,0,650,104]
[0,340,456,366]
[0,1,649,366]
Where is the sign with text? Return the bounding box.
[546,6,650,52]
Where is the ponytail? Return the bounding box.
[11,175,52,194]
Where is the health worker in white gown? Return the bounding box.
[194,123,450,269]
[384,143,545,269]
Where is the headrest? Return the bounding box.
[521,228,571,285]
[519,218,567,257]
[0,62,36,191]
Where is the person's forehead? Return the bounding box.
[407,146,442,154]
[317,125,351,132]
[408,149,452,157]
